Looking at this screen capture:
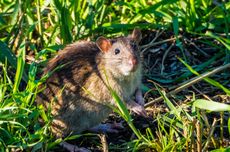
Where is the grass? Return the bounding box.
[0,0,230,151]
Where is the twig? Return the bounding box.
[100,134,109,152]
[141,37,178,54]
[220,112,224,148]
[202,118,218,152]
[140,30,164,48]
[191,119,196,152]
[196,121,202,152]
[191,85,212,101]
[161,43,174,74]
[200,111,211,129]
[144,63,230,108]
[184,37,210,57]
[149,58,160,71]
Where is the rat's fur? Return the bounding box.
[36,30,143,138]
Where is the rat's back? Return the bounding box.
[37,41,112,137]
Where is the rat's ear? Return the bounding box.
[96,37,112,52]
[131,28,142,43]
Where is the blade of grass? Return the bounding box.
[205,31,230,50]
[157,87,181,120]
[36,0,43,47]
[228,118,230,134]
[193,99,230,112]
[0,41,28,82]
[173,16,186,61]
[13,43,25,93]
[0,41,17,69]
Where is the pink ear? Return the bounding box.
[96,37,112,52]
[131,28,142,43]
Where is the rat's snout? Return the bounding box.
[129,57,137,65]
[128,57,138,71]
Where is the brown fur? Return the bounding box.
[36,31,142,138]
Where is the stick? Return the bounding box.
[144,63,230,108]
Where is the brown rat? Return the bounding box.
[36,29,146,150]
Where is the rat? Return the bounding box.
[36,29,147,152]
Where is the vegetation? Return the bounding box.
[0,0,230,151]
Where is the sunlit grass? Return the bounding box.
[0,0,230,151]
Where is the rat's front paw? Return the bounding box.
[127,101,147,117]
[131,104,147,118]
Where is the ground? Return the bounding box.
[50,30,230,151]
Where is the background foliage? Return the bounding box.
[0,0,230,151]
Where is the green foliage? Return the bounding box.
[13,43,26,93]
[1,0,230,66]
[0,0,230,151]
[0,41,17,70]
[0,60,52,151]
[193,99,230,112]
[178,57,230,95]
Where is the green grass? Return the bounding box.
[0,61,50,151]
[0,0,230,151]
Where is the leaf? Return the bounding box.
[228,118,230,134]
[13,44,25,93]
[205,31,230,50]
[110,89,131,121]
[0,41,28,82]
[0,15,6,25]
[60,5,73,44]
[157,86,181,120]
[173,17,179,37]
[0,41,17,69]
[193,99,230,112]
[38,105,48,122]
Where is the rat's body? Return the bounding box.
[36,29,146,151]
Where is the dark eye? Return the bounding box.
[115,48,120,55]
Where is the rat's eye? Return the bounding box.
[115,48,120,55]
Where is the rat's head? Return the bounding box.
[96,29,142,77]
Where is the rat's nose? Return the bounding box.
[129,57,138,66]
[129,57,138,71]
